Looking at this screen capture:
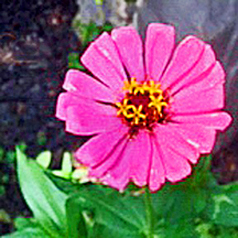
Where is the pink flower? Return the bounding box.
[56,23,232,191]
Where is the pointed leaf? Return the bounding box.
[16,147,68,237]
[36,151,52,169]
[61,152,72,174]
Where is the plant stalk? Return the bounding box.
[144,188,154,238]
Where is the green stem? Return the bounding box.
[144,188,154,238]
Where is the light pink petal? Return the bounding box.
[55,93,79,121]
[160,36,205,90]
[81,32,127,92]
[65,102,121,136]
[171,83,224,114]
[169,44,216,95]
[154,125,192,182]
[74,126,129,167]
[171,112,232,132]
[112,26,145,82]
[148,138,165,191]
[63,69,115,102]
[145,23,175,81]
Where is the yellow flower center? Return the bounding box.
[116,78,169,130]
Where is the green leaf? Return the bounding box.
[52,170,66,178]
[61,152,72,174]
[5,151,16,164]
[68,52,85,70]
[193,189,207,213]
[3,217,48,237]
[37,131,47,146]
[221,182,238,193]
[0,146,4,162]
[152,155,216,226]
[209,192,238,227]
[68,189,146,238]
[195,223,214,238]
[36,151,52,169]
[16,147,68,237]
[0,209,11,223]
[163,220,199,238]
[14,217,39,231]
[66,196,88,238]
[2,227,48,238]
[46,172,82,194]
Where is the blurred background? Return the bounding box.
[0,0,237,235]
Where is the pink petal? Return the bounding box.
[169,44,216,95]
[81,32,127,92]
[160,36,205,90]
[162,123,216,154]
[65,102,121,136]
[102,158,130,191]
[145,23,175,81]
[171,112,232,131]
[161,145,192,182]
[93,130,152,189]
[56,93,121,135]
[173,61,225,99]
[89,136,129,178]
[154,125,192,182]
[148,138,165,191]
[74,126,129,168]
[102,131,153,190]
[171,84,224,114]
[63,69,115,102]
[154,124,199,164]
[128,130,152,187]
[112,26,145,82]
[55,93,79,121]
[101,143,131,191]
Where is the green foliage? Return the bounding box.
[68,52,86,70]
[12,147,68,238]
[5,149,238,238]
[36,131,47,146]
[0,143,26,198]
[150,156,238,238]
[95,0,103,5]
[2,218,48,238]
[68,21,113,71]
[72,21,113,47]
[208,191,238,227]
[52,152,73,179]
[36,151,52,169]
[67,190,147,238]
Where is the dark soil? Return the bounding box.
[0,0,85,234]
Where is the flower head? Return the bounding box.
[56,23,232,191]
